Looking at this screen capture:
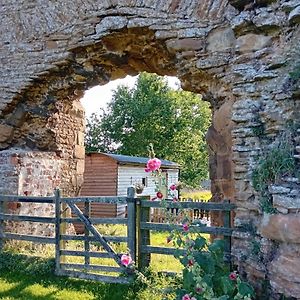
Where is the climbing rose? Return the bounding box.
[120,254,132,266]
[182,223,189,232]
[156,191,163,199]
[188,259,194,266]
[229,272,237,281]
[146,158,161,172]
[170,183,177,191]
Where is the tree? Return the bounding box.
[85,72,211,187]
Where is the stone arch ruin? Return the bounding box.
[0,0,300,298]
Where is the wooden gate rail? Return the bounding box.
[0,195,56,250]
[54,188,136,284]
[0,189,237,283]
[137,199,236,270]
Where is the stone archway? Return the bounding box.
[1,1,300,298]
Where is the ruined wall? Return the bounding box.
[0,0,300,298]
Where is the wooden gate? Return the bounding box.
[54,188,136,284]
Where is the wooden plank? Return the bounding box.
[141,200,236,211]
[1,232,55,244]
[55,189,61,274]
[84,200,91,267]
[56,269,132,284]
[60,250,113,258]
[61,263,122,273]
[140,222,234,236]
[65,200,127,270]
[141,245,185,255]
[138,200,151,270]
[127,187,136,262]
[62,217,128,224]
[0,199,4,251]
[223,200,232,269]
[0,195,54,203]
[60,235,128,243]
[0,214,55,223]
[61,196,127,204]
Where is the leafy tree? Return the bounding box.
[85,72,211,187]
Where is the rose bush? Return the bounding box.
[145,148,255,300]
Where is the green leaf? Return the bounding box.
[194,252,215,274]
[194,236,207,250]
[237,281,255,297]
[220,276,235,296]
[183,269,195,290]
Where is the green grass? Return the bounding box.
[0,211,210,300]
[0,251,179,300]
[180,190,211,201]
[0,224,190,299]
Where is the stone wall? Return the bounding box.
[0,0,300,298]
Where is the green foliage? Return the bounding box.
[252,137,296,213]
[171,235,255,300]
[85,72,211,187]
[252,143,295,192]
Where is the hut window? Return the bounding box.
[142,177,148,187]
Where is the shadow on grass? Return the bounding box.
[0,252,140,300]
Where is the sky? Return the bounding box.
[80,75,181,117]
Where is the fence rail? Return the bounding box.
[0,189,236,282]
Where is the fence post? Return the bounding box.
[84,200,91,267]
[127,187,137,263]
[55,189,61,274]
[223,199,232,270]
[0,197,4,252]
[137,196,151,270]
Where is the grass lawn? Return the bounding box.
[0,250,180,300]
[0,190,211,299]
[0,229,185,300]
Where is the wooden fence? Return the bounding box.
[0,188,236,283]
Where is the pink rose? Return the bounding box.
[170,184,177,191]
[188,259,194,266]
[145,167,151,172]
[182,223,189,232]
[146,158,161,172]
[121,254,133,267]
[182,294,191,300]
[156,191,163,199]
[229,272,237,281]
[195,287,203,293]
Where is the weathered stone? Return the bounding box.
[74,145,85,159]
[0,124,14,142]
[273,195,300,209]
[270,245,300,299]
[0,1,299,298]
[269,185,291,194]
[96,16,128,34]
[288,5,300,24]
[260,214,300,243]
[206,27,236,52]
[166,38,204,52]
[236,34,272,52]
